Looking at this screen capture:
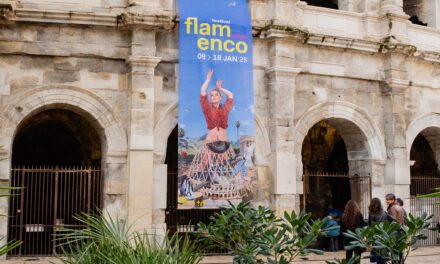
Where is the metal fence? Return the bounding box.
[409,197,440,246]
[8,166,102,256]
[166,172,227,254]
[411,176,440,197]
[410,175,440,246]
[302,172,371,218]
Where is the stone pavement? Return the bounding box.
[1,246,440,264]
[201,246,440,264]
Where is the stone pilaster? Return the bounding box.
[266,39,301,216]
[272,0,303,27]
[381,54,411,200]
[380,0,405,15]
[126,50,161,232]
[379,0,410,45]
[356,0,381,13]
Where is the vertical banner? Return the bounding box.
[178,0,254,209]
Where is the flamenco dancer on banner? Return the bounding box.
[180,70,251,207]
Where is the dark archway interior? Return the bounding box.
[410,134,440,196]
[9,109,103,256]
[410,134,439,176]
[302,121,350,219]
[166,125,178,209]
[12,109,101,166]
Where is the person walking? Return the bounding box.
[385,193,405,264]
[368,198,389,264]
[385,193,404,225]
[396,198,407,220]
[341,200,366,263]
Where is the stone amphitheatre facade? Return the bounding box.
[1,0,440,253]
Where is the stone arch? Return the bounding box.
[154,101,178,164]
[295,101,386,186]
[406,113,440,171]
[0,85,128,217]
[407,113,440,159]
[255,113,271,166]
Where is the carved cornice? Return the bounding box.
[14,9,117,27]
[0,0,14,24]
[379,37,417,55]
[254,21,309,41]
[266,66,302,80]
[255,22,422,57]
[306,35,380,53]
[414,51,440,64]
[2,8,175,30]
[126,55,161,70]
[117,12,174,30]
[380,78,410,94]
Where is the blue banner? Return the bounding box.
[178,0,254,209]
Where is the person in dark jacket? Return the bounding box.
[342,200,366,263]
[368,198,388,264]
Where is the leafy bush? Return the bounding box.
[56,213,202,264]
[197,202,326,264]
[341,213,431,264]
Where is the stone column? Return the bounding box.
[272,0,303,27]
[354,0,381,13]
[380,0,405,15]
[381,54,411,201]
[126,27,161,231]
[266,39,301,216]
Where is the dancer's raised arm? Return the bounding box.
[216,80,233,99]
[201,69,213,96]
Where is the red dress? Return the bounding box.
[200,95,233,130]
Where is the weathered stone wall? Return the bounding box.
[2,0,440,247]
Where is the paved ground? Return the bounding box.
[2,246,440,263]
[201,246,440,264]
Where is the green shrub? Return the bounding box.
[197,202,326,264]
[56,213,202,264]
[341,213,431,264]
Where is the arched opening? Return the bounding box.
[410,129,440,197]
[300,117,373,219]
[12,109,101,166]
[302,0,338,10]
[301,121,350,219]
[165,125,178,213]
[403,0,430,26]
[408,127,440,246]
[8,109,103,256]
